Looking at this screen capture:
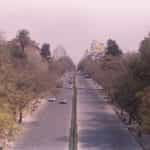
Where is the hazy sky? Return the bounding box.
[0,0,150,63]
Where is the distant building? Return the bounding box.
[53,45,67,60]
[84,40,106,60]
[90,40,105,53]
[83,49,89,57]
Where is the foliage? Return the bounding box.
[9,44,25,58]
[55,56,75,74]
[78,34,150,132]
[0,111,18,139]
[0,29,75,143]
[16,29,30,52]
[136,87,150,133]
[106,39,122,56]
[139,34,150,63]
[41,43,51,60]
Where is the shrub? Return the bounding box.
[106,39,122,56]
[136,87,150,133]
[10,46,25,58]
[0,111,18,139]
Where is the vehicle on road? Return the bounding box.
[48,97,56,102]
[84,74,91,78]
[59,99,67,104]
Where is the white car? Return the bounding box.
[59,99,67,104]
[48,97,56,102]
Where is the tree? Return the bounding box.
[0,65,37,123]
[138,34,150,83]
[0,48,36,123]
[139,34,150,63]
[16,29,30,52]
[0,110,17,139]
[10,43,25,58]
[0,31,5,46]
[136,87,150,134]
[106,39,122,56]
[41,43,51,60]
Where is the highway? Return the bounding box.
[13,76,73,150]
[13,73,143,150]
[77,74,142,150]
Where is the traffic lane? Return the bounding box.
[77,76,142,150]
[14,88,72,150]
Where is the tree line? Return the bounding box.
[78,34,150,135]
[0,29,75,145]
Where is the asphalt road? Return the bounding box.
[13,82,73,150]
[77,75,142,150]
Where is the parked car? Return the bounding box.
[48,97,56,102]
[59,99,67,104]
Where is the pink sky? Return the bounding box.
[0,0,150,63]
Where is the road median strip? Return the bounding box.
[69,74,78,150]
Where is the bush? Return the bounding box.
[41,43,51,59]
[136,87,150,133]
[11,47,25,58]
[0,111,18,139]
[106,39,122,56]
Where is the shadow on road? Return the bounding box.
[56,136,68,142]
[78,87,141,150]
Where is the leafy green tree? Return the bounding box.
[106,39,122,56]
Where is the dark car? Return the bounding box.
[59,99,67,104]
